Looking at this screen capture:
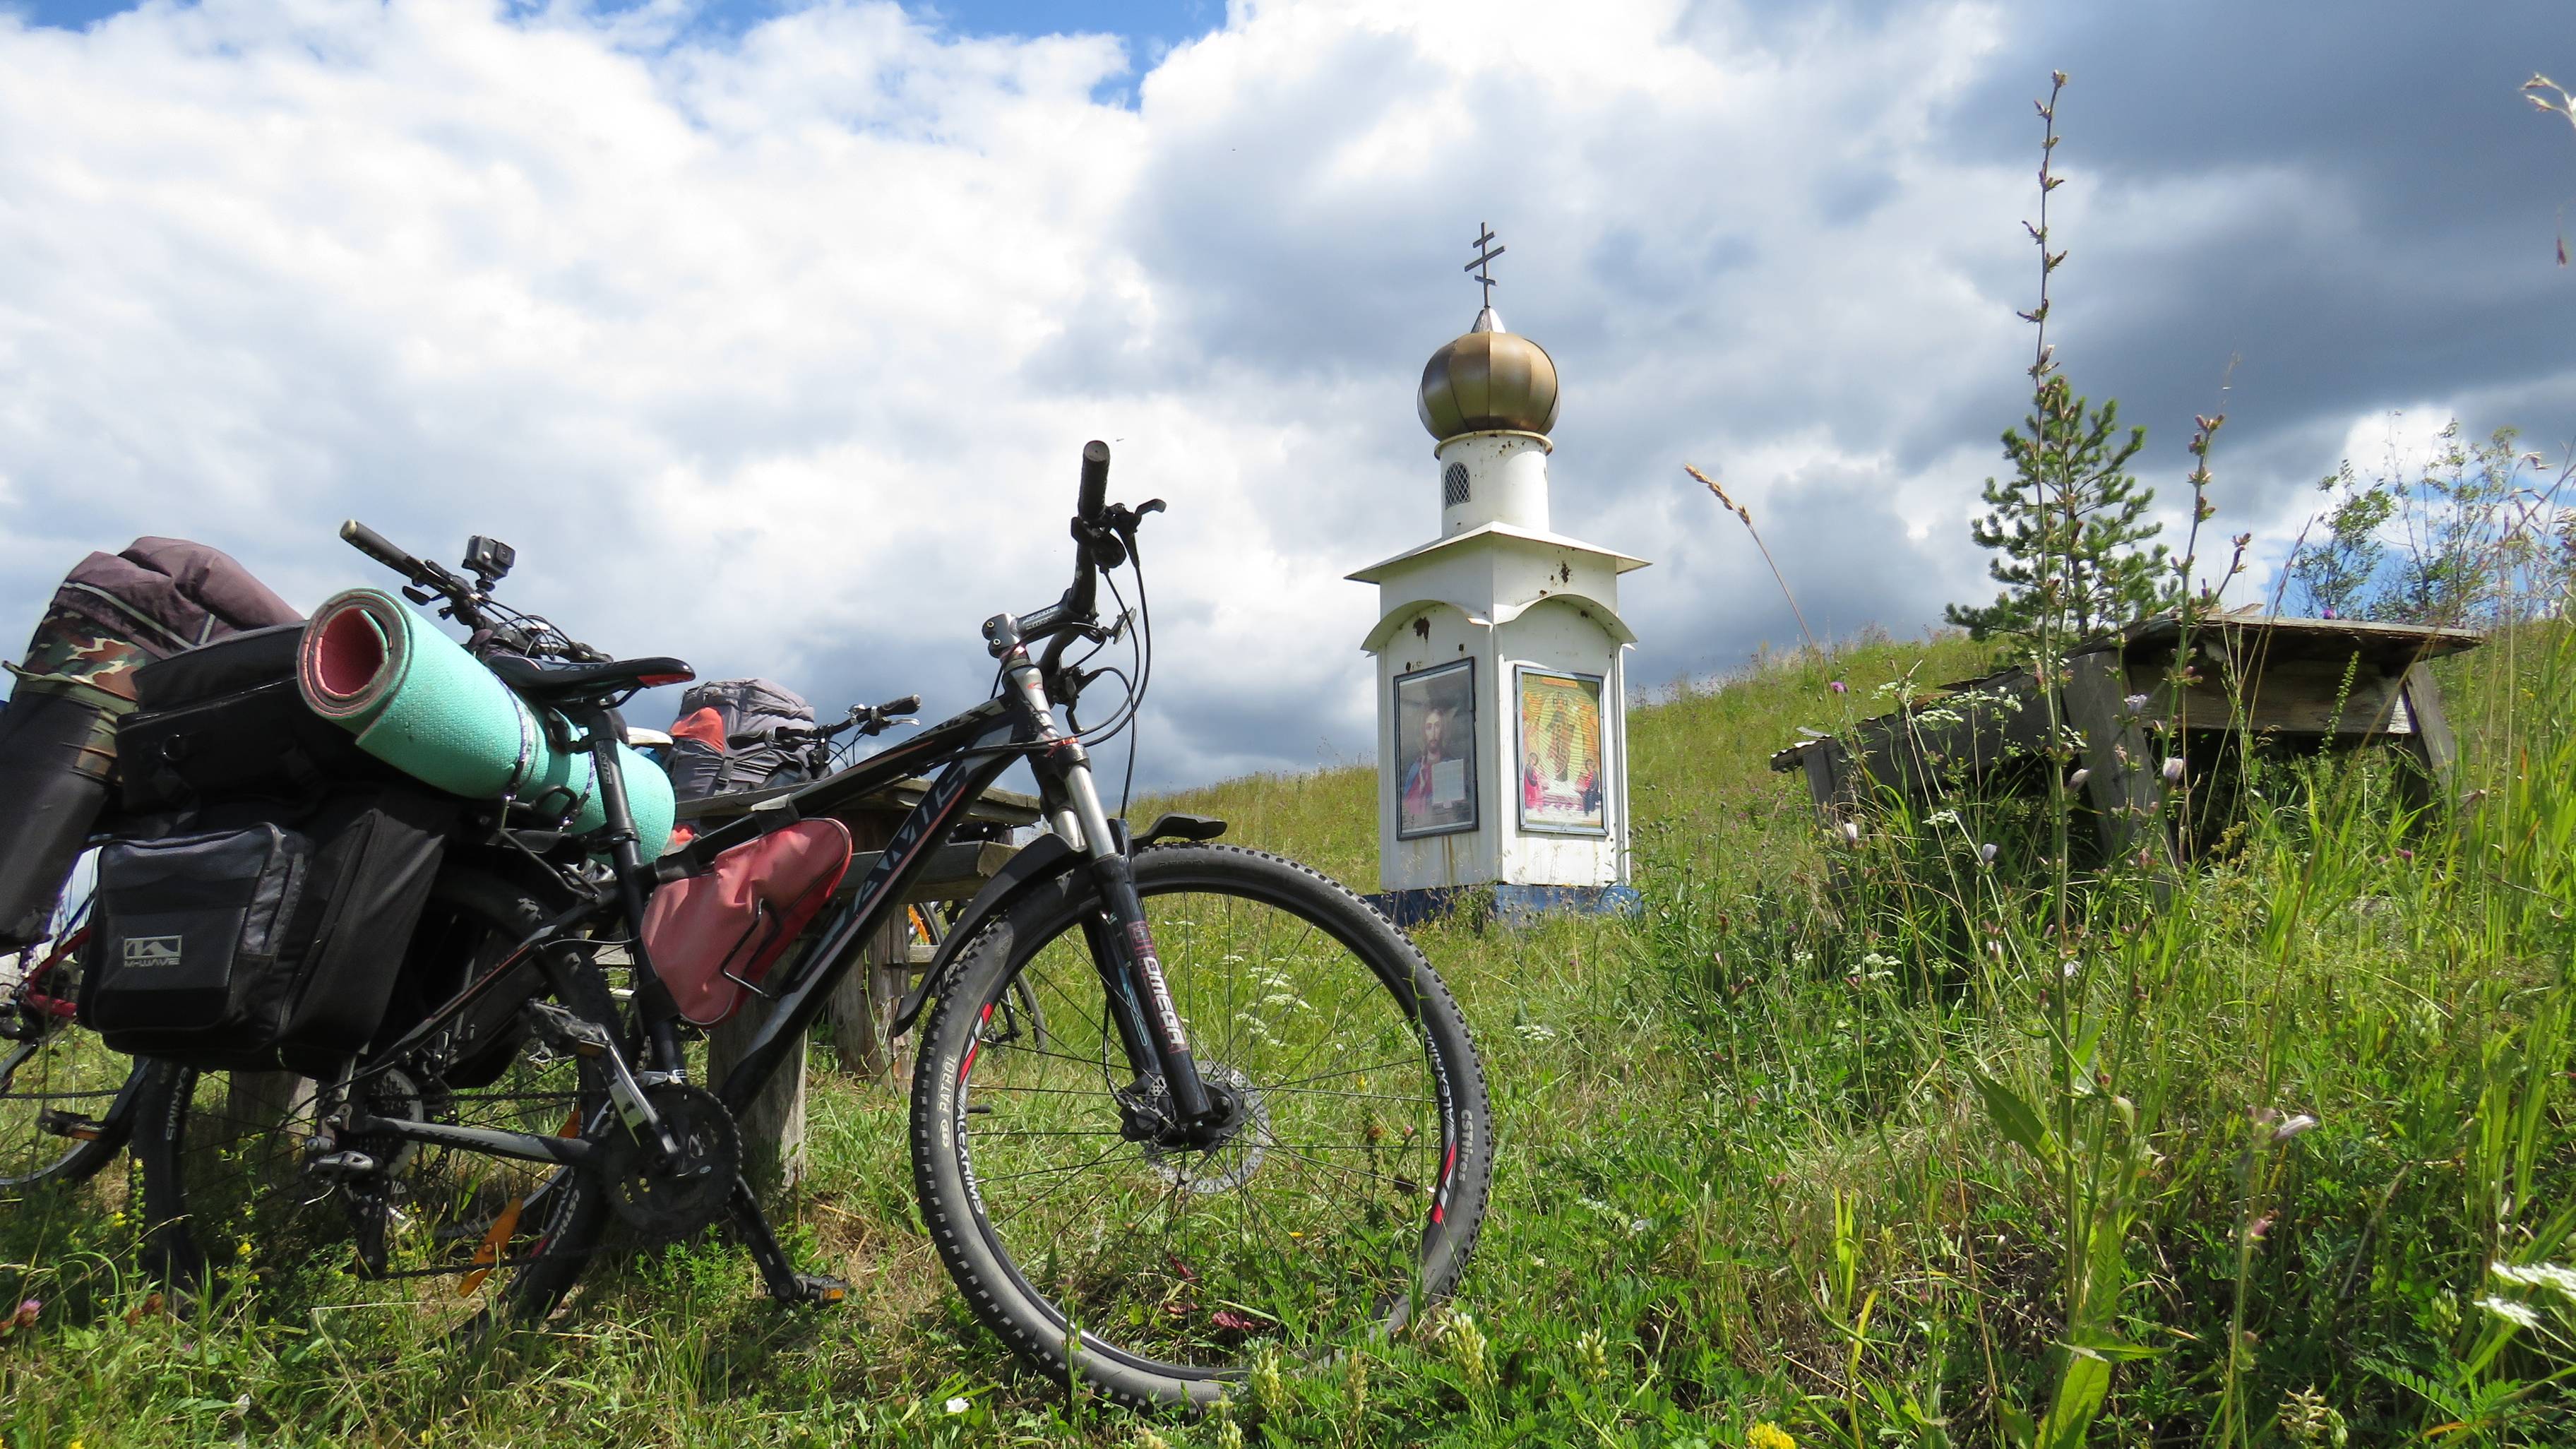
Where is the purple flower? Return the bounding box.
[1978,842,1998,867]
[1829,681,1847,693]
[2161,756,2186,787]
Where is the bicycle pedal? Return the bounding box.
[308,1150,380,1180]
[36,1108,105,1142]
[778,1273,849,1307]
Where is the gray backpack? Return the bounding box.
[665,679,816,801]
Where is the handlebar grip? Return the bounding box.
[1077,439,1111,520]
[340,519,426,580]
[881,694,922,717]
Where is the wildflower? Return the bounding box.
[1344,1349,1370,1424]
[2123,692,2152,714]
[2246,1212,2275,1244]
[1978,842,1998,867]
[943,1396,970,1415]
[1251,1346,1287,1417]
[2493,1262,2576,1299]
[2477,1294,2541,1330]
[236,1239,255,1261]
[1748,1424,1799,1449]
[2279,1386,2350,1448]
[2068,767,2089,788]
[6,1299,37,1331]
[2161,756,2187,786]
[2272,1114,2320,1144]
[1828,680,1847,694]
[1575,1328,1611,1385]
[1838,821,1860,845]
[1133,1429,1175,1449]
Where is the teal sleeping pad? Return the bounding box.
[297,588,673,854]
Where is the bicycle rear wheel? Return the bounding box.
[909,843,1492,1410]
[133,868,614,1335]
[1,932,138,1191]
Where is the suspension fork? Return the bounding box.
[999,653,1217,1127]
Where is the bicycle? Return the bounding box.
[133,441,1494,1409]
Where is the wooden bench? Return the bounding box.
[1770,613,2482,873]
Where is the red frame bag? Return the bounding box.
[640,818,853,1027]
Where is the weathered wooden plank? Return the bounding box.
[830,840,1018,905]
[824,910,914,1086]
[2402,662,2457,781]
[2064,648,2169,871]
[704,991,805,1192]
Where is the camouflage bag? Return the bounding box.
[0,539,301,946]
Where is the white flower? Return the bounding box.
[1978,842,1998,866]
[2272,1114,2320,1144]
[944,1397,970,1415]
[2492,1263,2576,1299]
[2477,1295,2541,1330]
[2068,768,2091,789]
[1839,820,1861,845]
[1926,809,1960,828]
[2161,756,2188,786]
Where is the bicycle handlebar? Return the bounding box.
[1077,439,1111,522]
[340,519,431,583]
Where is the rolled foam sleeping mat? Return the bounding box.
[296,588,674,854]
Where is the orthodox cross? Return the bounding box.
[1464,223,1505,307]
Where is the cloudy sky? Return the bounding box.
[2,0,2567,791]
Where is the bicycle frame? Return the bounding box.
[337,641,1213,1212]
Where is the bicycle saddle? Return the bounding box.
[485,654,694,703]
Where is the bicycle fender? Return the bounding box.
[889,831,1084,1039]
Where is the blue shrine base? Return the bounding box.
[1363,883,1643,931]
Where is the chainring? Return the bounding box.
[600,1083,741,1241]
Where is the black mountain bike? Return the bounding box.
[133,442,1493,1409]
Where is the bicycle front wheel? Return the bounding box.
[909,843,1492,1411]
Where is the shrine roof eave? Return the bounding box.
[1359,590,1639,654]
[1345,521,1650,584]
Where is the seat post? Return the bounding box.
[580,703,688,1074]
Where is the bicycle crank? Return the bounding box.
[600,1083,740,1241]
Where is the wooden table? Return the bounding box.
[677,768,1042,1188]
[1770,614,2483,869]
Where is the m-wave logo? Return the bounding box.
[121,936,184,969]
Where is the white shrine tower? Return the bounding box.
[1351,227,1648,925]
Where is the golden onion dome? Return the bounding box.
[1417,306,1560,442]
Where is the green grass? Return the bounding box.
[5,621,2570,1448]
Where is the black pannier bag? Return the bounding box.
[665,677,816,801]
[79,786,454,1074]
[116,624,396,812]
[0,537,302,948]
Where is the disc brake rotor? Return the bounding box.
[1139,1063,1269,1194]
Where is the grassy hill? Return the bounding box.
[7,624,2570,1448]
